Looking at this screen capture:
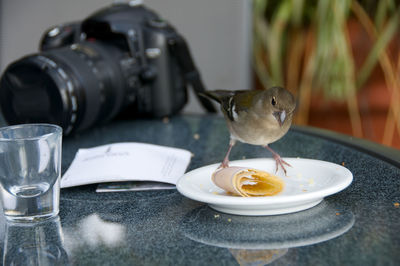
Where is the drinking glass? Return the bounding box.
[0,124,62,221]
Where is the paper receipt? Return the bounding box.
[61,142,192,188]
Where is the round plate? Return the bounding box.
[176,158,353,216]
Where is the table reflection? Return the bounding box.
[63,213,126,252]
[3,216,69,265]
[180,200,354,265]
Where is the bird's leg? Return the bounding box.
[263,145,291,175]
[219,139,236,169]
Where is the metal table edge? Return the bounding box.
[292,125,400,168]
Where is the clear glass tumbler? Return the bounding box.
[0,124,62,221]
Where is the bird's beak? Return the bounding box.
[273,110,286,127]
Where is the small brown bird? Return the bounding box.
[201,87,296,174]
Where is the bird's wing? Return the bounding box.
[200,90,260,121]
[232,90,260,112]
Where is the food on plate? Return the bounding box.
[212,167,284,197]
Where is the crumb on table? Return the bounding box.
[162,117,169,124]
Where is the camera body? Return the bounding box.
[0,2,214,134]
[41,3,187,117]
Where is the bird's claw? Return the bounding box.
[218,160,230,169]
[273,155,291,176]
[263,145,291,175]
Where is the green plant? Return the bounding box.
[253,0,400,144]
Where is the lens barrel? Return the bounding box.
[0,41,126,135]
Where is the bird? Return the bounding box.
[200,87,296,174]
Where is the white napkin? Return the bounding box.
[61,142,191,188]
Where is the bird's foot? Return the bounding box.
[218,139,236,169]
[273,154,291,175]
[218,159,230,169]
[264,145,291,175]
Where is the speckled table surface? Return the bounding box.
[0,115,399,265]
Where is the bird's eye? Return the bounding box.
[271,97,277,106]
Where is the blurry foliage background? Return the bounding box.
[253,0,400,148]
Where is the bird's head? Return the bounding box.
[262,86,296,127]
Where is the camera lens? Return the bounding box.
[0,41,126,135]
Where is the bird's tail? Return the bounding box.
[198,90,235,104]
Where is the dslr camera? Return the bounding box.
[0,1,215,135]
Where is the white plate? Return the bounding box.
[176,158,353,216]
